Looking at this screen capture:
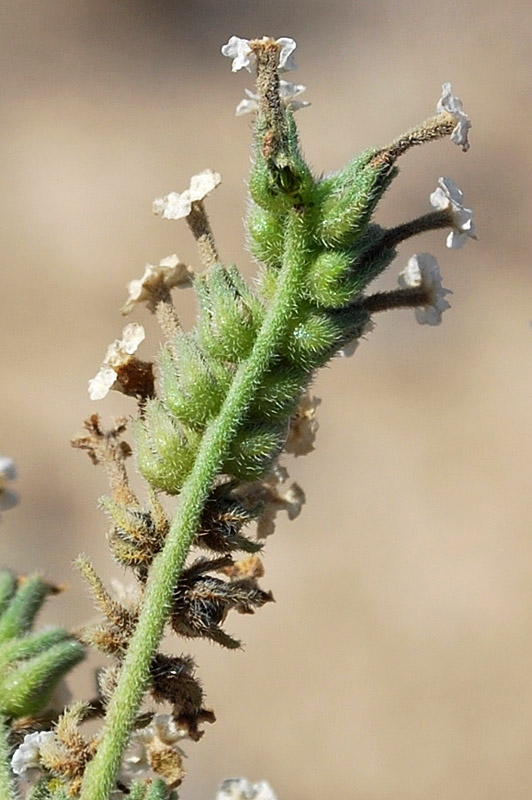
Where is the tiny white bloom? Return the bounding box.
[121,255,194,315]
[0,455,18,513]
[430,177,476,249]
[221,36,254,72]
[236,81,310,116]
[216,778,278,800]
[121,714,187,785]
[221,36,297,73]
[11,730,56,776]
[153,169,221,221]
[437,82,471,152]
[398,254,452,326]
[88,323,145,400]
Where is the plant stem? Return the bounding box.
[0,716,16,800]
[79,211,310,800]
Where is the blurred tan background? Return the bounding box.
[2,1,532,798]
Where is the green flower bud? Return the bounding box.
[136,401,201,494]
[248,367,306,422]
[283,308,344,371]
[306,250,359,308]
[197,265,264,363]
[0,627,70,673]
[160,335,232,429]
[0,639,84,717]
[247,205,285,266]
[317,149,398,247]
[0,575,51,645]
[224,424,287,481]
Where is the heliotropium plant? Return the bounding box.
[2,35,475,800]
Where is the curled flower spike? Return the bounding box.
[0,455,18,513]
[153,170,221,221]
[430,177,476,249]
[88,323,146,400]
[398,254,452,326]
[122,255,194,315]
[221,36,297,73]
[437,83,471,152]
[236,80,310,116]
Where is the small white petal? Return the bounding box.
[430,176,476,249]
[88,366,117,401]
[153,191,192,220]
[0,456,17,482]
[221,36,253,72]
[11,731,56,776]
[437,82,471,152]
[236,96,259,116]
[235,81,309,117]
[398,254,452,326]
[216,778,278,800]
[276,37,297,72]
[153,170,221,220]
[188,169,222,202]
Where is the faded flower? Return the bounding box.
[285,393,321,457]
[121,254,194,315]
[398,254,452,326]
[153,169,221,221]
[88,323,145,400]
[430,177,476,249]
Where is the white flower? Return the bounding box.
[0,455,18,513]
[153,169,221,221]
[216,778,278,800]
[11,730,56,776]
[121,714,187,787]
[430,177,476,249]
[221,36,297,73]
[88,323,145,400]
[398,254,452,326]
[121,254,194,315]
[235,80,310,116]
[437,83,471,152]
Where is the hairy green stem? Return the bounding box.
[79,211,310,800]
[0,716,16,800]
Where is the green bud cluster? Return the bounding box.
[136,109,402,503]
[0,572,84,719]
